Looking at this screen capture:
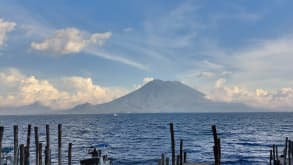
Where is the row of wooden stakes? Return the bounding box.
[270,137,293,165]
[157,124,221,165]
[0,124,73,165]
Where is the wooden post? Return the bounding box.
[285,137,288,165]
[45,146,48,165]
[176,155,180,165]
[183,152,187,163]
[161,154,165,165]
[276,145,279,163]
[218,138,221,164]
[34,127,39,165]
[20,144,25,165]
[269,150,272,165]
[273,145,276,164]
[212,125,220,165]
[68,143,72,165]
[46,124,50,149]
[26,124,31,164]
[288,140,292,165]
[0,126,4,165]
[45,125,50,165]
[13,125,18,165]
[170,123,175,165]
[158,159,162,165]
[58,124,62,165]
[290,141,292,157]
[39,143,43,165]
[166,157,169,165]
[180,139,183,165]
[212,125,218,165]
[212,125,218,145]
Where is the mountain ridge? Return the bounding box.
[69,79,259,114]
[0,79,264,115]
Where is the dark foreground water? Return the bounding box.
[0,113,292,165]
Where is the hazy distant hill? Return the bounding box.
[0,102,53,115]
[69,79,258,114]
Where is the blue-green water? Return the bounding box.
[0,113,292,164]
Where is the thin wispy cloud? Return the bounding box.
[31,28,112,54]
[85,49,149,71]
[0,18,16,46]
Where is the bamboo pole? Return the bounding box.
[170,123,175,165]
[14,125,18,165]
[58,124,62,165]
[0,126,4,165]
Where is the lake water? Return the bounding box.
[0,113,292,165]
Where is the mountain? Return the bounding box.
[0,102,53,115]
[69,79,258,114]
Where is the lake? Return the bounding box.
[0,113,292,164]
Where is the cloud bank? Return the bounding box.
[0,69,126,110]
[207,78,293,110]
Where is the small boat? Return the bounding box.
[1,147,13,165]
[80,145,112,165]
[113,113,118,117]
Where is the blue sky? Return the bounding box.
[0,0,293,110]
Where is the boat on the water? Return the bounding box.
[1,147,13,165]
[80,145,112,165]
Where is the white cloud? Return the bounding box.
[30,27,148,71]
[0,69,126,110]
[0,18,16,46]
[143,77,154,84]
[133,77,155,90]
[31,28,111,54]
[208,78,293,110]
[85,49,149,71]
